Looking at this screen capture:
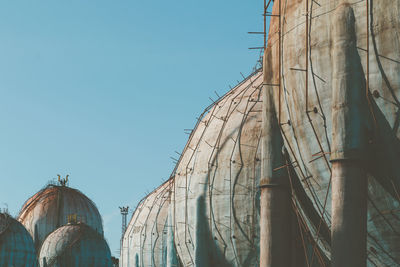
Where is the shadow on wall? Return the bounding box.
[195,195,231,267]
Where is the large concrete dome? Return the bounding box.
[122,1,400,266]
[0,213,37,267]
[121,180,175,267]
[121,70,316,267]
[172,70,264,266]
[18,183,103,251]
[120,70,266,266]
[38,223,112,267]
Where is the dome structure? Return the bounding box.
[18,183,103,251]
[123,1,400,266]
[122,70,320,266]
[121,71,266,266]
[121,179,177,267]
[172,70,264,266]
[263,1,400,265]
[38,223,112,267]
[0,213,37,267]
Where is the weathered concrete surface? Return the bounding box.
[18,184,103,252]
[260,49,292,267]
[331,162,367,267]
[330,4,368,267]
[39,223,112,267]
[166,206,179,267]
[265,0,400,265]
[122,69,326,266]
[121,180,174,267]
[173,71,263,267]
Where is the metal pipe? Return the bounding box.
[278,0,282,124]
[260,48,291,267]
[331,3,369,266]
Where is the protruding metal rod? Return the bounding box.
[260,48,291,267]
[331,3,368,267]
[305,0,309,110]
[278,0,282,124]
[264,0,266,49]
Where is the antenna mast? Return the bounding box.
[119,206,129,237]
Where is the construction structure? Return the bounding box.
[121,0,400,266]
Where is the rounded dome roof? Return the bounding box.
[39,223,112,267]
[0,213,37,267]
[121,180,173,267]
[18,184,103,251]
[172,70,263,266]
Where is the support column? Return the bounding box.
[260,49,291,267]
[331,3,369,267]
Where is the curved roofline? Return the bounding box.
[40,222,111,266]
[128,67,263,219]
[18,183,103,228]
[0,213,13,236]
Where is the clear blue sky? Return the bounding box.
[0,0,266,256]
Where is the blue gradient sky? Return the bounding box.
[0,0,266,256]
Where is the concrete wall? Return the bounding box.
[266,0,400,265]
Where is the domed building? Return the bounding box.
[122,0,400,265]
[18,179,103,251]
[0,213,37,267]
[121,70,319,266]
[121,179,176,267]
[39,223,112,267]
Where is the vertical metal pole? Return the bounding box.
[264,0,266,50]
[331,3,368,267]
[305,0,309,111]
[366,0,369,98]
[119,205,129,264]
[278,0,282,124]
[260,48,291,267]
[120,206,129,236]
[365,0,377,126]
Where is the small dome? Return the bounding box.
[0,213,37,267]
[18,184,103,251]
[39,223,112,267]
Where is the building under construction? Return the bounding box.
[121,0,400,266]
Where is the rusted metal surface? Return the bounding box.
[18,184,103,252]
[0,213,37,267]
[38,223,112,267]
[265,0,400,265]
